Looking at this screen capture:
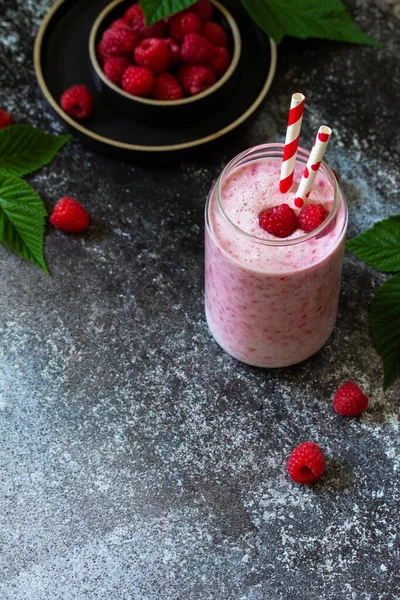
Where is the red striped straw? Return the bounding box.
[294,126,332,209]
[279,93,305,193]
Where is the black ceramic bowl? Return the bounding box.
[89,0,241,124]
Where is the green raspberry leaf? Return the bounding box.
[347,216,400,273]
[0,125,71,178]
[140,0,379,45]
[240,0,378,46]
[370,274,400,391]
[240,0,285,43]
[140,0,196,25]
[0,173,48,272]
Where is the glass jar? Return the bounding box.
[205,143,348,368]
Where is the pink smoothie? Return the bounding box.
[205,149,348,367]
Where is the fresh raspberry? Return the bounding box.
[122,66,154,96]
[332,168,340,182]
[103,56,131,86]
[191,0,214,22]
[177,65,215,96]
[298,203,329,233]
[0,109,13,130]
[287,442,325,485]
[164,37,181,69]
[124,3,142,24]
[124,4,165,38]
[102,27,138,55]
[202,21,228,47]
[152,73,183,100]
[110,18,131,30]
[50,197,89,233]
[97,40,113,65]
[333,382,368,417]
[258,204,298,238]
[134,38,169,73]
[208,46,230,76]
[168,12,202,42]
[181,33,215,65]
[60,85,94,120]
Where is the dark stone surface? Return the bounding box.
[0,0,399,598]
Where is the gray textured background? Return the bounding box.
[0,0,399,598]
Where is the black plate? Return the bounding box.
[89,0,242,126]
[34,0,276,159]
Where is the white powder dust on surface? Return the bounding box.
[0,0,48,60]
[0,0,400,598]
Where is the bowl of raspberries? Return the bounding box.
[89,0,241,123]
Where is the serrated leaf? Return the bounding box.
[347,216,400,272]
[370,274,400,390]
[0,125,71,177]
[240,0,285,44]
[0,174,48,272]
[140,0,196,25]
[240,0,379,46]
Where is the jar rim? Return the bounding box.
[215,142,346,246]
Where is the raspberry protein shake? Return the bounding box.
[205,144,348,367]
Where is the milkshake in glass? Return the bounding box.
[205,143,348,368]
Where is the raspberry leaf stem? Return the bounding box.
[0,174,48,272]
[0,125,71,177]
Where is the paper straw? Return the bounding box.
[279,93,305,193]
[294,126,332,209]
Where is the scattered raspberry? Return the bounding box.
[124,4,165,38]
[110,18,131,30]
[177,65,215,96]
[152,73,183,100]
[333,382,368,417]
[181,33,215,65]
[0,109,13,130]
[122,66,154,96]
[287,442,325,485]
[191,0,214,22]
[258,204,298,238]
[103,56,131,86]
[164,37,181,68]
[169,12,202,42]
[202,21,228,47]
[134,38,169,73]
[102,27,138,55]
[298,203,329,233]
[50,197,89,233]
[208,46,230,76]
[332,168,340,182]
[96,39,113,65]
[60,85,94,120]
